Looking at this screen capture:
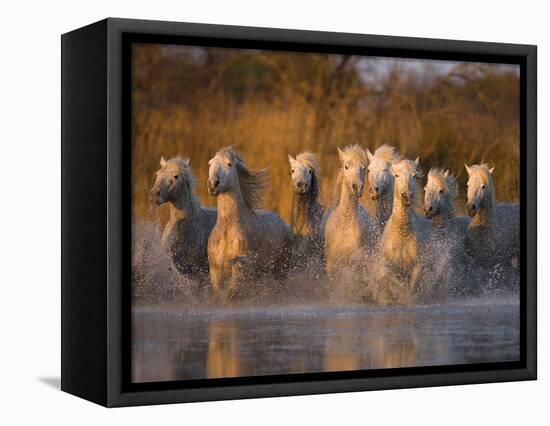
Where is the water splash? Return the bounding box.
[132,222,519,306]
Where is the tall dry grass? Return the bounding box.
[132,44,520,224]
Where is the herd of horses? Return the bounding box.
[148,144,519,303]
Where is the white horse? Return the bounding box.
[424,168,469,243]
[288,152,325,267]
[149,156,217,279]
[465,163,519,266]
[422,168,470,295]
[324,144,375,274]
[377,158,431,300]
[207,147,291,301]
[365,145,398,231]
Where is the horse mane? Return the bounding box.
[331,144,367,207]
[373,144,398,163]
[342,143,368,164]
[218,147,269,209]
[331,171,343,209]
[428,168,459,213]
[295,152,321,201]
[412,167,424,213]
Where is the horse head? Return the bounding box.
[337,144,367,198]
[366,145,397,201]
[424,169,458,219]
[288,152,320,197]
[207,148,240,197]
[391,158,423,208]
[150,156,194,207]
[465,163,495,217]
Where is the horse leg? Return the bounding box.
[410,263,421,295]
[209,266,224,302]
[228,256,251,302]
[375,263,394,304]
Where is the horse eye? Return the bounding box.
[439,189,443,194]
[174,175,178,179]
[227,162,232,167]
[345,165,349,170]
[308,169,312,174]
[395,174,399,178]
[291,169,294,174]
[481,184,486,189]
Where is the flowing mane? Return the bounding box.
[428,168,459,213]
[295,152,321,200]
[331,144,367,207]
[217,147,269,209]
[373,144,398,163]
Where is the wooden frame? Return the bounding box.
[61,17,537,407]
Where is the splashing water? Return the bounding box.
[132,221,519,306]
[131,221,520,383]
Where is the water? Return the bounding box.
[132,298,519,383]
[131,222,520,383]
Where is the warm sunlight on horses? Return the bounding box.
[207,147,290,302]
[149,156,216,278]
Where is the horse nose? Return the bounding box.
[424,205,433,214]
[375,186,379,192]
[208,178,220,193]
[297,181,305,188]
[401,191,413,203]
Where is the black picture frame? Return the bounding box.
[61,17,537,407]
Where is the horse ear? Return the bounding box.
[465,164,472,175]
[366,149,374,162]
[489,166,495,174]
[184,158,190,166]
[288,154,295,164]
[414,157,420,166]
[444,169,449,177]
[337,147,345,163]
[160,156,167,167]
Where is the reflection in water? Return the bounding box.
[207,320,241,378]
[323,315,418,371]
[132,300,520,383]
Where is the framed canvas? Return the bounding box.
[61,18,537,407]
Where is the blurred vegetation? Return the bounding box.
[132,43,520,224]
